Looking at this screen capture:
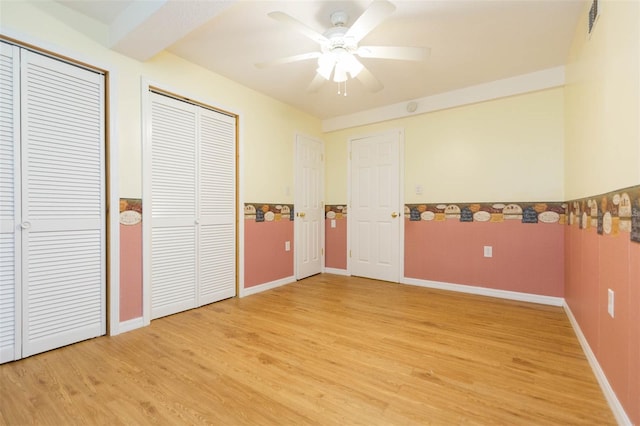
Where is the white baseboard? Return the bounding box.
[240,275,295,297]
[118,317,145,334]
[563,302,632,426]
[401,277,564,306]
[323,267,349,276]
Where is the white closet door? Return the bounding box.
[198,108,236,305]
[20,50,105,357]
[150,93,198,319]
[0,42,20,363]
[149,92,236,320]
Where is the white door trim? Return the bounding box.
[347,128,404,281]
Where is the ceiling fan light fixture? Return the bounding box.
[317,48,363,82]
[333,63,348,83]
[317,53,335,80]
[342,53,363,78]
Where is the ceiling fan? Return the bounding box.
[256,0,430,94]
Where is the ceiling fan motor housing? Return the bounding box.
[324,13,357,53]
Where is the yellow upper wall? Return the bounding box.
[6,0,635,206]
[564,0,640,200]
[325,88,565,204]
[1,0,322,202]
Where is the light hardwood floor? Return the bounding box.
[1,274,615,425]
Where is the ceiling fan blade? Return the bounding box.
[256,52,321,69]
[355,65,384,93]
[357,46,430,61]
[268,11,328,45]
[345,0,396,43]
[307,73,326,93]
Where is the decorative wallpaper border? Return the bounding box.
[325,205,348,219]
[567,185,639,242]
[244,203,294,222]
[405,202,566,224]
[326,184,639,244]
[120,198,142,226]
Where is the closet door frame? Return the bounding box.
[141,79,239,326]
[0,34,119,340]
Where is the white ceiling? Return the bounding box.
[54,0,585,120]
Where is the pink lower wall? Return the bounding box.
[564,186,640,425]
[405,219,564,297]
[244,219,294,288]
[119,195,638,422]
[119,222,143,322]
[325,218,347,270]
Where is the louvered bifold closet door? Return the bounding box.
[150,93,198,319]
[20,50,105,357]
[198,108,236,305]
[0,42,20,363]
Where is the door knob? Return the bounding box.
[298,212,306,218]
[20,221,32,230]
[391,212,398,218]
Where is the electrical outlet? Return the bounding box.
[483,246,492,258]
[331,219,336,228]
[607,289,614,318]
[285,241,290,251]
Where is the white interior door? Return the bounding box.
[149,94,198,319]
[349,130,402,283]
[197,107,236,305]
[0,42,20,363]
[21,49,106,357]
[295,134,324,280]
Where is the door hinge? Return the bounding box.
[321,248,324,256]
[349,250,352,258]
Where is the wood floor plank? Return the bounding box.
[0,274,615,425]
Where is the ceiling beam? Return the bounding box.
[110,0,236,61]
